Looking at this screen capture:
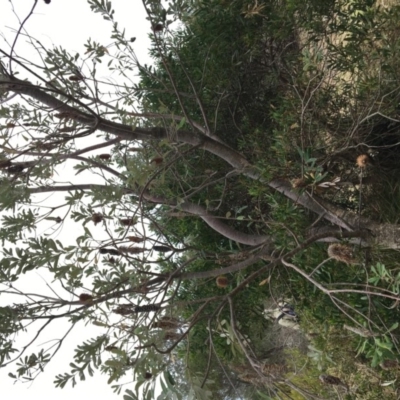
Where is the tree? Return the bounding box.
[1,0,400,398]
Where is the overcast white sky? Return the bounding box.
[0,1,154,398]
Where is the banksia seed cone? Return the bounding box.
[152,24,164,32]
[356,154,372,168]
[134,304,160,313]
[0,160,12,169]
[127,236,145,243]
[153,245,172,253]
[99,248,120,256]
[153,317,179,330]
[91,213,103,225]
[216,276,229,288]
[119,218,135,226]
[79,293,93,304]
[118,246,145,254]
[151,157,163,165]
[98,154,111,160]
[8,164,25,174]
[319,374,348,390]
[69,75,84,82]
[292,178,308,188]
[113,304,134,315]
[144,372,153,380]
[328,244,356,264]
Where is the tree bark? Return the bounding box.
[28,184,270,246]
[3,76,399,248]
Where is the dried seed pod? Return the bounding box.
[68,75,84,82]
[216,276,229,288]
[91,213,103,225]
[127,236,145,243]
[152,24,164,32]
[35,141,57,150]
[44,0,51,3]
[152,245,172,253]
[0,160,12,169]
[79,293,93,304]
[98,46,109,54]
[151,157,163,165]
[105,345,118,351]
[292,178,308,188]
[7,164,26,174]
[139,285,149,294]
[119,218,136,226]
[153,317,179,330]
[144,372,153,380]
[319,374,348,390]
[113,304,134,316]
[327,244,356,264]
[134,304,160,313]
[118,246,145,254]
[99,248,120,256]
[356,154,372,168]
[98,154,111,160]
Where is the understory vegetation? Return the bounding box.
[139,1,400,397]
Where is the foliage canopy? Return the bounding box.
[2,0,400,399]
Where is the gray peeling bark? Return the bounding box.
[306,194,400,249]
[4,77,400,248]
[1,76,252,168]
[272,180,400,249]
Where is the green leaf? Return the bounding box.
[123,389,138,400]
[92,320,108,327]
[176,117,186,129]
